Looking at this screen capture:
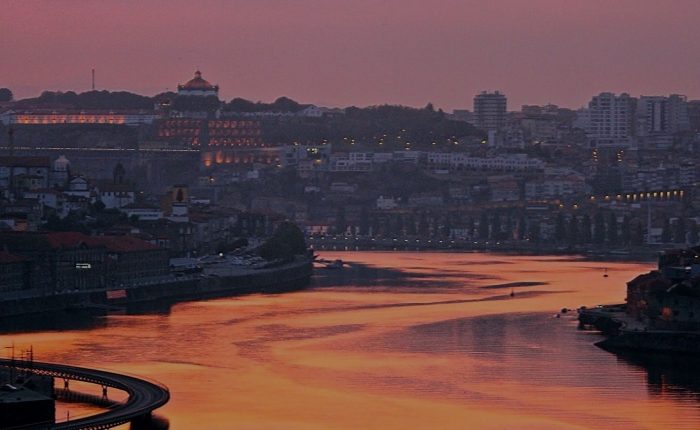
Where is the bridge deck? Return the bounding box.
[0,359,169,430]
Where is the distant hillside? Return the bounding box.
[13,90,154,110]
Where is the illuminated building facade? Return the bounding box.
[156,119,263,149]
[0,110,157,126]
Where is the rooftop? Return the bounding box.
[178,70,219,92]
[0,156,50,168]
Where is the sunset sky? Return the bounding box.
[2,0,700,110]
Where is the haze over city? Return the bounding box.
[3,0,700,109]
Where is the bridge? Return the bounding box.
[0,358,169,430]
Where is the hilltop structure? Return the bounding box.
[177,70,219,98]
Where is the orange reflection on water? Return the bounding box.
[3,252,700,429]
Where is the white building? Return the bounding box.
[577,92,634,148]
[64,177,91,199]
[120,203,163,221]
[376,196,398,210]
[426,153,544,172]
[96,183,136,209]
[330,152,374,172]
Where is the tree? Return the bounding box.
[0,88,12,102]
[272,96,302,112]
[258,222,307,261]
[89,200,106,215]
[225,97,258,112]
[593,212,606,244]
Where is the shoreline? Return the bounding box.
[312,245,658,263]
[0,257,313,322]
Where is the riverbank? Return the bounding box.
[308,236,663,262]
[0,257,313,320]
[7,252,687,430]
[579,305,700,355]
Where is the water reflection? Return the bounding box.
[3,252,700,429]
[612,351,700,400]
[130,414,169,430]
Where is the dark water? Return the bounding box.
[2,252,700,429]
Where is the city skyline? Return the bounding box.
[3,0,700,110]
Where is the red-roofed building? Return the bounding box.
[88,235,170,286]
[0,231,170,291]
[0,231,105,292]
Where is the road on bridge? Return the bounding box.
[0,358,169,430]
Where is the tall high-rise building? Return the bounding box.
[635,95,689,149]
[474,91,507,131]
[687,100,700,133]
[636,94,689,136]
[577,92,635,148]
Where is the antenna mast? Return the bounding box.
[92,68,95,91]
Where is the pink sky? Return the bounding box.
[2,0,700,110]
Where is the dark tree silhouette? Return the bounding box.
[258,222,307,261]
[0,88,12,102]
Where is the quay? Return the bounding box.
[579,246,700,354]
[0,256,313,319]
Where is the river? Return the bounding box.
[3,252,700,429]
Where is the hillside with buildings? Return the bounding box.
[1,73,700,259]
